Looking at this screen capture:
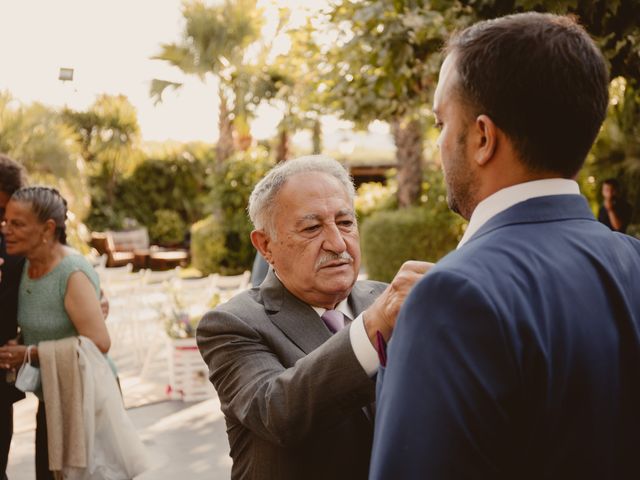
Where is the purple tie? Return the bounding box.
[321,310,345,334]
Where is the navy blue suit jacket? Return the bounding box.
[370,195,640,479]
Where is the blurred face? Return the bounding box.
[433,54,479,220]
[262,172,360,309]
[1,200,49,256]
[602,183,617,200]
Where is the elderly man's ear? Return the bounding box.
[251,230,272,265]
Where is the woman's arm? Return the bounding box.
[65,271,111,353]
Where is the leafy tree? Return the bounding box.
[321,0,471,207]
[0,92,89,218]
[151,0,264,162]
[62,94,141,206]
[243,18,330,162]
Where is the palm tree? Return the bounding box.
[150,0,263,163]
[62,94,141,205]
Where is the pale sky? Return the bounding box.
[2,0,202,141]
[0,0,343,144]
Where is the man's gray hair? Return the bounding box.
[248,155,356,233]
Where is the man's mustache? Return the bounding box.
[315,252,354,269]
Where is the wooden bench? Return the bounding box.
[91,228,189,270]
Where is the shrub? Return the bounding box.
[205,147,274,273]
[120,156,208,227]
[355,181,396,225]
[85,153,209,232]
[150,209,187,246]
[190,215,227,275]
[361,205,465,283]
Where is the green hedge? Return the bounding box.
[202,147,273,274]
[361,205,465,283]
[86,154,208,233]
[150,209,186,246]
[190,215,227,275]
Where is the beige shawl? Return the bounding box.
[39,336,86,473]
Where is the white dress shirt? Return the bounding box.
[457,178,580,248]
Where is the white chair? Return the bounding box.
[211,271,251,303]
[86,249,107,269]
[141,267,181,285]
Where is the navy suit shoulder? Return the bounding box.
[371,195,640,480]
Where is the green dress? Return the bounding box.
[18,254,101,346]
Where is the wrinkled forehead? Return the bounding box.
[273,172,353,217]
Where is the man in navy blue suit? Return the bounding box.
[370,12,640,480]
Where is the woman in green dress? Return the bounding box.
[0,186,110,480]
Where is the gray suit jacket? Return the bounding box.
[197,270,387,480]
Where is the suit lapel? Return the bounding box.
[261,270,331,354]
[348,281,383,317]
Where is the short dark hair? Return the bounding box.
[602,178,620,190]
[445,12,609,178]
[0,154,28,195]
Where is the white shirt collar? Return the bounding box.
[457,178,580,249]
[312,298,353,321]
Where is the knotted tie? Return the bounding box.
[321,309,345,334]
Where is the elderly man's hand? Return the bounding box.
[363,260,432,344]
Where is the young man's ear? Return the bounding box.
[250,230,273,265]
[473,114,497,166]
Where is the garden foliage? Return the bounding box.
[359,166,465,282]
[191,147,273,275]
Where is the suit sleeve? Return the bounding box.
[196,307,374,446]
[370,270,520,479]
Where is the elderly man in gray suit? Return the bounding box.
[197,155,428,479]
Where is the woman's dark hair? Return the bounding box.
[445,12,609,178]
[11,186,68,244]
[602,178,620,190]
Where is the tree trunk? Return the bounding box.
[107,151,119,207]
[312,118,322,154]
[233,115,253,152]
[216,87,235,163]
[391,117,424,208]
[275,128,289,163]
